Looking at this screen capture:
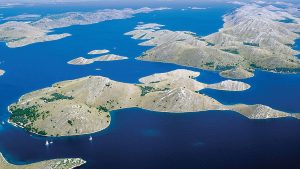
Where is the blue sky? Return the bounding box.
[0,0,299,7]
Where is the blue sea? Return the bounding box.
[0,2,300,169]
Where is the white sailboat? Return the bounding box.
[89,136,93,141]
[45,140,49,146]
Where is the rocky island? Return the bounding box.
[68,54,128,65]
[125,4,300,79]
[0,7,168,48]
[8,69,299,137]
[0,69,5,76]
[88,49,110,55]
[0,152,86,169]
[2,14,41,21]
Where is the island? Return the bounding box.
[2,14,41,21]
[219,66,254,79]
[8,69,299,137]
[68,54,128,65]
[188,7,207,10]
[0,69,4,76]
[88,49,110,55]
[125,4,300,79]
[0,7,169,48]
[0,152,86,169]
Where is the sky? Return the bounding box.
[0,0,299,7]
[0,0,298,2]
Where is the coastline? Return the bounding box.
[0,152,86,169]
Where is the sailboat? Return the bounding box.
[45,140,49,146]
[89,136,93,141]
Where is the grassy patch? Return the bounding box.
[206,42,215,46]
[41,93,74,103]
[139,86,170,96]
[243,42,259,47]
[221,48,240,55]
[9,106,39,125]
[97,106,109,112]
[9,106,49,135]
[140,86,156,96]
[204,62,214,67]
[67,120,73,126]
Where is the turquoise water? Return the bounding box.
[0,3,300,169]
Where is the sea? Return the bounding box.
[0,2,300,169]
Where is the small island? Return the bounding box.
[219,66,254,79]
[8,69,299,137]
[88,49,110,55]
[0,152,86,169]
[0,69,5,76]
[68,54,128,65]
[125,4,300,79]
[188,7,207,10]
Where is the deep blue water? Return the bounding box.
[0,3,300,169]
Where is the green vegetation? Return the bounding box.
[9,106,48,135]
[204,62,214,67]
[139,86,170,96]
[140,86,156,96]
[215,65,235,71]
[97,106,109,112]
[67,120,73,126]
[9,106,39,125]
[243,42,259,47]
[206,42,215,46]
[221,48,240,54]
[37,130,47,135]
[8,37,26,42]
[195,91,203,94]
[41,93,74,103]
[150,81,161,84]
[250,63,261,69]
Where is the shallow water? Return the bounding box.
[0,3,300,169]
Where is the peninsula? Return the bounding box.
[125,4,300,79]
[0,152,86,169]
[8,69,299,137]
[0,7,168,48]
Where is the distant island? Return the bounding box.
[0,69,4,76]
[8,69,299,137]
[88,49,110,55]
[125,4,300,79]
[0,7,168,48]
[2,14,41,21]
[68,54,128,65]
[0,152,85,169]
[68,49,128,65]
